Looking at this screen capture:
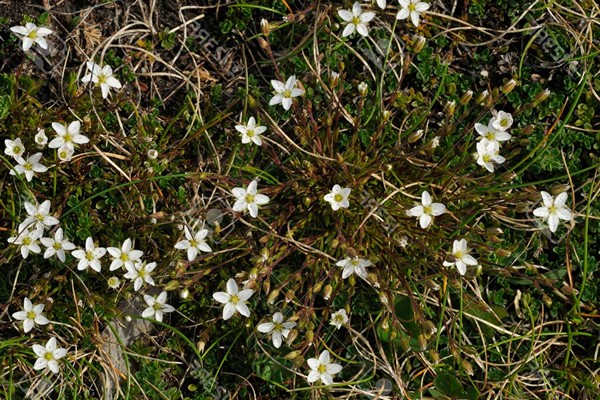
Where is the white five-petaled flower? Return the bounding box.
[72,237,106,272]
[107,238,144,271]
[4,138,25,159]
[533,191,573,233]
[49,121,89,151]
[397,0,430,27]
[40,228,75,262]
[406,191,446,229]
[235,117,266,146]
[124,261,156,291]
[12,297,50,333]
[307,350,343,385]
[81,62,123,99]
[20,200,59,232]
[330,309,349,329]
[8,226,42,259]
[338,2,376,37]
[443,239,478,276]
[142,291,175,322]
[32,337,67,374]
[257,312,297,348]
[269,75,304,111]
[475,119,511,145]
[492,111,513,131]
[212,278,254,320]
[475,140,505,173]
[174,226,212,261]
[57,145,75,162]
[10,153,48,182]
[35,129,48,147]
[232,180,270,218]
[336,257,372,279]
[323,184,351,211]
[10,23,53,51]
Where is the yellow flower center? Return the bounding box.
[24,162,33,171]
[246,129,255,138]
[423,205,432,215]
[64,133,73,142]
[548,205,557,214]
[334,193,343,203]
[98,74,107,85]
[120,253,129,261]
[44,352,53,361]
[153,302,162,310]
[23,237,32,245]
[408,4,417,11]
[35,213,45,221]
[352,16,361,25]
[482,155,491,163]
[454,251,464,259]
[53,242,62,250]
[486,132,495,140]
[27,310,36,319]
[317,364,327,373]
[85,251,95,261]
[245,194,255,203]
[27,30,38,39]
[500,119,508,127]
[283,89,292,98]
[274,322,283,331]
[13,145,22,154]
[334,315,345,323]
[230,294,239,305]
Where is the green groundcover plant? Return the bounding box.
[1,1,598,399]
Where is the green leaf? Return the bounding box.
[0,95,10,120]
[434,372,465,397]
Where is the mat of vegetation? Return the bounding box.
[1,0,599,399]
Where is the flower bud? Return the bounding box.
[461,359,474,376]
[286,329,298,345]
[164,280,179,291]
[382,110,391,122]
[258,37,269,50]
[179,288,190,299]
[418,334,428,351]
[502,78,518,94]
[285,290,294,303]
[262,279,270,295]
[283,351,300,360]
[408,129,424,143]
[475,89,489,105]
[495,248,512,257]
[305,329,314,343]
[428,349,440,363]
[550,184,570,196]
[147,149,158,160]
[260,19,271,36]
[323,284,332,300]
[313,282,322,294]
[358,82,368,96]
[413,35,426,53]
[446,100,456,116]
[460,90,473,105]
[534,89,551,103]
[267,288,280,304]
[330,71,340,88]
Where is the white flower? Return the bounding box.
[269,75,304,110]
[72,237,106,272]
[35,129,48,147]
[81,62,123,99]
[32,337,67,374]
[396,0,430,27]
[40,228,76,262]
[4,138,25,159]
[235,117,266,146]
[10,23,53,51]
[336,257,372,279]
[49,121,89,151]
[475,140,505,173]
[475,119,511,144]
[12,297,49,333]
[377,0,387,9]
[533,191,573,233]
[307,350,343,385]
[10,153,48,182]
[20,200,59,232]
[107,238,144,271]
[492,111,513,131]
[57,145,75,162]
[124,261,156,291]
[212,278,254,320]
[323,184,351,211]
[232,180,270,218]
[257,312,297,348]
[7,226,42,259]
[142,291,175,322]
[443,239,478,276]
[338,2,376,37]
[330,309,348,329]
[406,191,446,229]
[174,226,212,261]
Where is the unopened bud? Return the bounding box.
[179,288,190,299]
[258,37,269,50]
[164,280,179,291]
[418,334,428,351]
[550,184,570,196]
[399,335,410,351]
[305,329,314,343]
[446,100,456,115]
[323,284,332,300]
[283,351,300,360]
[262,279,270,295]
[534,89,551,103]
[502,78,518,94]
[260,19,271,36]
[413,35,426,53]
[330,71,340,88]
[408,129,424,143]
[358,82,368,96]
[313,282,322,294]
[495,248,512,257]
[382,110,391,121]
[267,288,280,304]
[428,349,440,363]
[460,90,473,105]
[475,90,489,105]
[461,359,474,376]
[286,329,298,345]
[147,149,158,160]
[285,290,294,303]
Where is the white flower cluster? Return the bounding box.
[474,110,513,173]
